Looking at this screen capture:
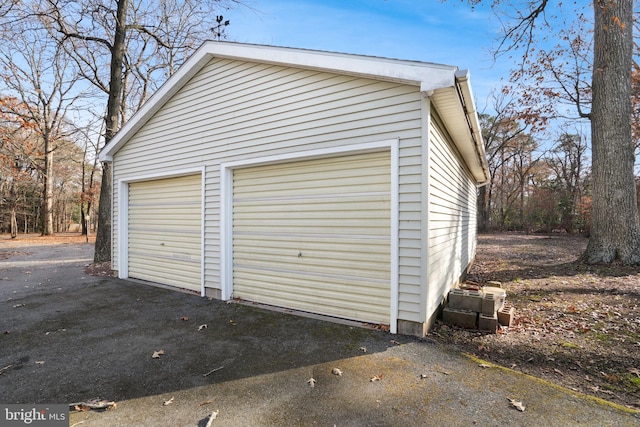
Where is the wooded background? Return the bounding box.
[1,1,638,263]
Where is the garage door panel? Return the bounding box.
[234,271,389,322]
[234,270,390,306]
[232,151,391,324]
[233,243,391,265]
[233,234,390,249]
[128,174,202,292]
[235,258,389,281]
[128,261,201,288]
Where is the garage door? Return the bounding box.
[232,151,391,324]
[128,174,202,292]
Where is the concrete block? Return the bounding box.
[478,313,499,332]
[498,305,516,327]
[442,307,478,329]
[448,289,483,312]
[481,293,505,315]
[487,280,503,288]
[482,287,506,315]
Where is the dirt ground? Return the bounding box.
[431,233,640,410]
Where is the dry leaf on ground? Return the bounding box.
[332,368,343,376]
[508,398,526,412]
[205,410,219,427]
[152,350,165,359]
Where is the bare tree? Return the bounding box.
[546,132,589,233]
[471,0,639,263]
[0,15,83,235]
[33,0,241,262]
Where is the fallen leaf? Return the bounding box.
[478,363,492,369]
[420,374,428,379]
[198,324,208,331]
[229,319,236,326]
[600,372,619,383]
[35,361,45,365]
[359,347,367,353]
[307,378,316,388]
[370,374,383,382]
[12,304,25,308]
[390,340,401,346]
[507,398,525,412]
[628,368,640,377]
[152,350,165,359]
[205,410,219,427]
[70,399,116,411]
[199,400,213,406]
[162,397,174,406]
[331,368,343,376]
[180,316,189,321]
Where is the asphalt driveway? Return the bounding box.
[1,236,638,426]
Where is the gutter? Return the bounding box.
[454,70,490,186]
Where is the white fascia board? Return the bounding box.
[99,41,458,161]
[207,42,457,91]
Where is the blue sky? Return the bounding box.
[225,0,507,113]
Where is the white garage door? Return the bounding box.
[128,174,202,292]
[232,151,391,324]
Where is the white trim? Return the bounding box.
[117,166,206,295]
[219,164,233,301]
[389,142,400,334]
[220,139,400,330]
[421,94,432,324]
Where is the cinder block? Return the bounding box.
[498,305,516,327]
[448,289,483,312]
[481,287,506,315]
[478,313,499,332]
[481,293,504,315]
[442,307,478,329]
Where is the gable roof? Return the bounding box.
[99,41,489,184]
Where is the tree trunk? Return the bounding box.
[41,146,54,236]
[94,161,112,262]
[10,208,17,238]
[93,0,128,263]
[478,185,488,232]
[583,0,640,264]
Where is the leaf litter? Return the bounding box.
[431,233,640,409]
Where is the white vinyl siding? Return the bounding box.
[128,174,202,291]
[232,151,391,324]
[427,113,478,316]
[112,58,425,322]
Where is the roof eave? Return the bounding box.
[99,41,461,161]
[428,70,489,186]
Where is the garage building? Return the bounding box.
[99,41,489,336]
